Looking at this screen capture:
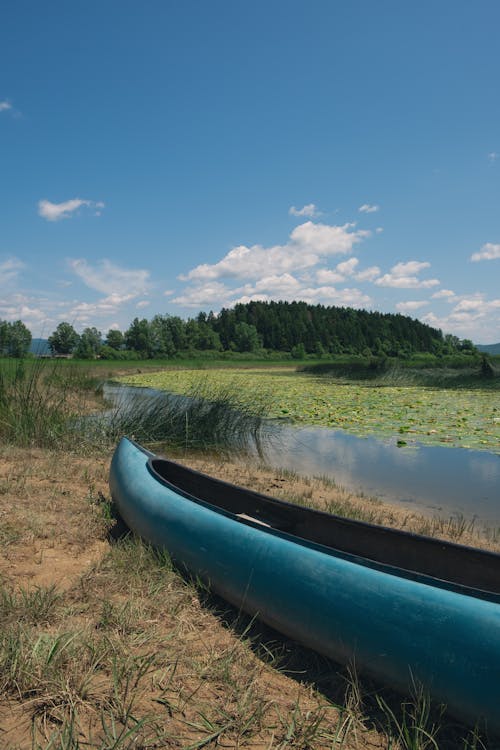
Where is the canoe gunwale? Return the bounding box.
[142,446,500,603]
[109,437,500,734]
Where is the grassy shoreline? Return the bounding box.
[1,444,499,749]
[1,358,499,747]
[118,367,500,453]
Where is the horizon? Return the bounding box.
[1,1,499,344]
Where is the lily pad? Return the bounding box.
[118,369,500,453]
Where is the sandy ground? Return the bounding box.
[0,443,497,749]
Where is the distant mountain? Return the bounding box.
[476,343,500,355]
[30,338,50,355]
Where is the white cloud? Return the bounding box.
[174,272,372,310]
[396,300,429,312]
[298,287,372,308]
[375,261,439,289]
[453,295,500,313]
[0,292,57,332]
[0,101,12,112]
[470,243,500,262]
[289,203,320,218]
[355,265,381,282]
[38,198,105,222]
[173,281,232,307]
[316,269,346,284]
[336,258,359,276]
[488,152,499,163]
[422,294,500,342]
[358,203,380,214]
[375,227,384,234]
[431,289,456,300]
[0,257,25,285]
[253,273,302,294]
[68,258,150,299]
[181,222,370,284]
[316,258,360,285]
[136,300,150,309]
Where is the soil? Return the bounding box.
[0,443,496,749]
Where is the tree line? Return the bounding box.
[1,301,476,360]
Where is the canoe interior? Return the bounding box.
[148,455,500,598]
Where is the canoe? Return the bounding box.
[109,436,500,733]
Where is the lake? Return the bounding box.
[103,382,500,527]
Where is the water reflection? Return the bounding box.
[263,426,500,524]
[104,383,500,526]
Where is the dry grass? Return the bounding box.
[0,444,497,749]
[178,453,500,553]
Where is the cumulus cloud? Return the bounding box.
[396,300,429,312]
[316,258,360,285]
[453,296,500,313]
[336,258,359,276]
[470,243,500,262]
[289,203,321,218]
[173,272,372,310]
[172,282,232,307]
[297,287,372,308]
[0,291,57,332]
[0,101,12,112]
[422,295,500,341]
[0,257,25,285]
[316,269,346,285]
[431,289,456,300]
[488,152,499,163]
[38,198,105,222]
[355,265,381,282]
[181,222,370,283]
[68,258,150,300]
[375,261,439,289]
[358,203,380,214]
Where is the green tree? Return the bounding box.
[1,320,32,357]
[48,322,80,355]
[186,319,222,351]
[291,343,306,360]
[124,318,152,358]
[232,322,261,352]
[150,315,176,357]
[75,327,102,359]
[105,329,124,350]
[0,320,9,354]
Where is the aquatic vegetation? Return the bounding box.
[119,368,500,453]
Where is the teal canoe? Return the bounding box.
[109,436,500,733]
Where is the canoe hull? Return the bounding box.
[110,437,500,733]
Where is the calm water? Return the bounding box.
[262,425,500,524]
[104,383,500,526]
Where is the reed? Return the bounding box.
[0,358,274,455]
[0,358,101,449]
[97,378,274,453]
[300,358,500,390]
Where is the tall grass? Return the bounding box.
[97,379,273,453]
[0,358,273,453]
[300,356,500,389]
[0,358,101,449]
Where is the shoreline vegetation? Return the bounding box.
[0,356,499,748]
[118,363,500,454]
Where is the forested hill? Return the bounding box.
[209,301,447,357]
[13,301,473,360]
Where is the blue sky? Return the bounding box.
[1,0,499,343]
